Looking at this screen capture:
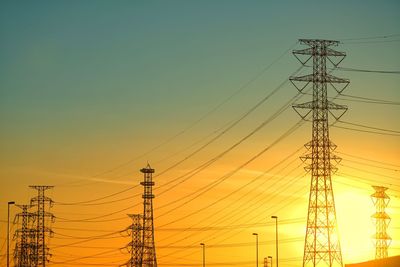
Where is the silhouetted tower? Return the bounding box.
[290,39,349,267]
[371,186,391,259]
[121,214,143,267]
[13,204,35,267]
[140,164,157,267]
[30,185,55,267]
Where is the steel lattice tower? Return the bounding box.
[371,186,391,259]
[290,39,349,267]
[30,185,55,267]
[13,204,35,267]
[140,164,157,267]
[121,214,143,267]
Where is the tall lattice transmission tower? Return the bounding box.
[140,164,157,267]
[290,39,349,267]
[121,214,143,267]
[13,204,35,267]
[30,185,55,267]
[371,186,391,259]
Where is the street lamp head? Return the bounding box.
[252,233,258,236]
[200,243,205,246]
[268,256,272,259]
[271,215,278,219]
[8,201,15,205]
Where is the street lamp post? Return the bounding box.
[252,233,258,267]
[200,243,205,267]
[271,216,278,267]
[7,201,15,267]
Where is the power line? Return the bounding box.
[337,66,400,74]
[342,39,400,44]
[154,66,303,180]
[56,42,299,188]
[338,93,400,105]
[339,33,400,41]
[55,185,139,206]
[157,158,306,248]
[54,66,304,208]
[54,86,305,223]
[156,154,305,247]
[341,157,399,172]
[155,120,304,227]
[340,164,399,182]
[155,156,305,249]
[336,151,400,168]
[337,120,400,134]
[332,125,400,137]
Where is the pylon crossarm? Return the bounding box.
[293,48,313,65]
[326,74,349,84]
[293,101,314,120]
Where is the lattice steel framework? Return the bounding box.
[13,204,35,267]
[290,39,349,267]
[30,185,55,267]
[140,164,157,267]
[121,214,143,267]
[371,186,391,259]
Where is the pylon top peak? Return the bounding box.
[29,185,54,189]
[141,163,155,174]
[298,38,340,46]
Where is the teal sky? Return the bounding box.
[1,1,399,160]
[0,1,399,265]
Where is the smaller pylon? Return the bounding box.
[371,185,391,259]
[30,185,55,266]
[13,204,35,267]
[140,164,157,267]
[120,214,143,267]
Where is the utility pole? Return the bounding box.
[7,201,15,267]
[371,186,391,259]
[200,243,205,267]
[30,185,55,267]
[253,233,258,267]
[290,39,349,267]
[271,216,278,267]
[140,164,157,267]
[121,214,143,267]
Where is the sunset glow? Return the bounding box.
[0,1,399,267]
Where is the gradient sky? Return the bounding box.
[0,1,399,266]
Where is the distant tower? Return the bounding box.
[371,186,391,259]
[121,214,143,267]
[291,39,349,267]
[13,204,35,267]
[30,185,55,267]
[140,164,157,267]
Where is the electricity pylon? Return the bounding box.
[121,214,143,267]
[371,186,391,259]
[30,185,55,267]
[13,204,35,267]
[290,39,349,267]
[140,164,157,267]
